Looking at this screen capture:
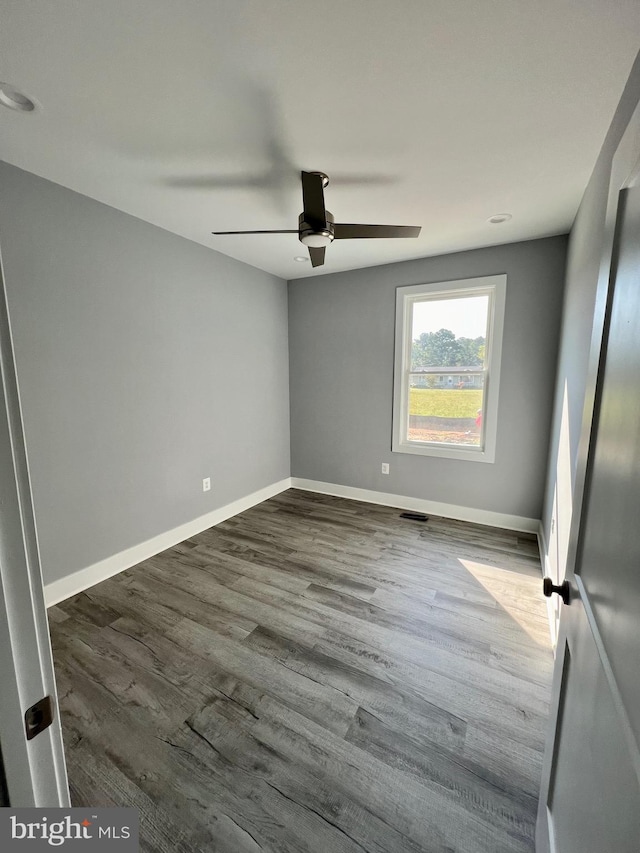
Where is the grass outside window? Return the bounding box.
[408,388,483,418]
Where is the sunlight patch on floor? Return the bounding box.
[459,558,551,647]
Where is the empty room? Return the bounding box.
[1,3,640,852]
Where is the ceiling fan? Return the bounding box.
[212,171,421,268]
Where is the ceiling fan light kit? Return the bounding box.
[213,171,421,268]
[299,210,334,248]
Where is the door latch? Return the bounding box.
[24,696,54,740]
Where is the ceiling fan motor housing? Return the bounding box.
[299,211,334,247]
[212,171,420,267]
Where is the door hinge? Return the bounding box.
[24,696,54,740]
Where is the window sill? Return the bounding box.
[392,439,496,463]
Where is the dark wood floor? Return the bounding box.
[48,489,553,853]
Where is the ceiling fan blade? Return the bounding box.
[308,246,326,268]
[167,174,271,189]
[212,230,298,235]
[301,171,327,228]
[325,173,397,187]
[333,224,421,239]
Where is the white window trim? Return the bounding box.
[392,274,506,463]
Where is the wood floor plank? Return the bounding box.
[182,696,428,853]
[191,540,380,600]
[183,679,534,853]
[306,580,548,658]
[243,624,467,753]
[310,626,550,755]
[226,574,549,718]
[345,707,537,847]
[165,616,360,737]
[48,488,553,852]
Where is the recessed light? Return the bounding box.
[0,83,36,112]
[487,213,512,224]
[293,256,309,263]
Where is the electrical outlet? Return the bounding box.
[202,477,211,492]
[381,463,390,475]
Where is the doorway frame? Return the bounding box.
[0,245,69,806]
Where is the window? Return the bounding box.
[392,274,506,463]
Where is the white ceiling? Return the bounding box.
[1,1,639,280]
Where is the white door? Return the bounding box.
[0,250,69,806]
[537,100,640,851]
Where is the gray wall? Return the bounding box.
[289,236,567,522]
[0,162,290,586]
[541,51,640,576]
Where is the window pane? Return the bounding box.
[409,294,489,447]
[411,295,489,370]
[408,381,484,447]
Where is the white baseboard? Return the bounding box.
[44,478,292,607]
[290,478,539,534]
[46,475,543,608]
